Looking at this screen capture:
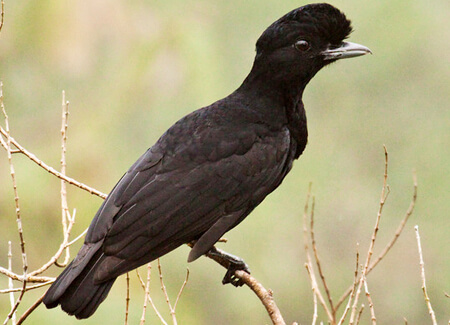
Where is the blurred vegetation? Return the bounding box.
[0,0,449,324]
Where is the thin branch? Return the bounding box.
[310,196,334,314]
[302,190,334,324]
[157,259,178,325]
[349,146,389,324]
[355,304,364,325]
[0,0,4,33]
[2,83,28,325]
[29,209,77,276]
[0,267,53,283]
[305,263,334,323]
[136,267,168,325]
[0,281,53,294]
[139,264,152,325]
[173,268,189,312]
[362,273,376,325]
[335,169,417,311]
[58,91,72,267]
[234,270,287,325]
[7,242,16,325]
[16,292,45,325]
[0,126,107,199]
[414,226,437,325]
[65,222,87,247]
[124,272,130,325]
[337,244,359,325]
[368,171,417,273]
[312,290,318,325]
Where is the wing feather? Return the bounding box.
[86,107,293,282]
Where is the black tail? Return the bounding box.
[43,242,116,319]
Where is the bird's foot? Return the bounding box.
[206,246,250,287]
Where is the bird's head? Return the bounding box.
[249,3,371,91]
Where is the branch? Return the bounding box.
[234,270,287,325]
[414,226,437,325]
[136,266,168,325]
[0,125,107,199]
[2,82,28,325]
[310,196,334,314]
[0,0,4,33]
[335,169,417,311]
[203,251,287,325]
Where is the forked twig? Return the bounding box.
[136,266,168,325]
[349,146,389,324]
[335,170,417,312]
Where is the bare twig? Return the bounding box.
[349,146,389,324]
[310,196,335,315]
[302,189,334,324]
[16,293,45,325]
[0,0,4,33]
[0,268,53,283]
[125,272,130,325]
[305,263,334,323]
[234,270,287,325]
[362,273,376,325]
[355,304,364,325]
[0,126,107,199]
[2,82,28,325]
[335,170,417,311]
[368,171,417,273]
[414,226,437,325]
[139,264,152,325]
[136,266,168,325]
[57,91,72,267]
[28,209,77,276]
[7,242,16,325]
[312,290,318,325]
[157,259,178,325]
[0,282,53,294]
[337,244,359,325]
[173,268,189,312]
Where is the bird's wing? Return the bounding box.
[86,109,293,282]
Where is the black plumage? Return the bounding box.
[43,3,370,318]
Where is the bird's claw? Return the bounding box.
[222,260,251,287]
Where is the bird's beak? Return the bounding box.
[321,41,372,60]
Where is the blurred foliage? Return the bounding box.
[0,0,449,324]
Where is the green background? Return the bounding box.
[0,0,448,324]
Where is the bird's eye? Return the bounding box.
[294,40,311,52]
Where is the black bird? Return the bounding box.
[43,3,370,319]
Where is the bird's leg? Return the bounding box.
[206,246,251,287]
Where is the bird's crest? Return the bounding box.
[256,3,352,54]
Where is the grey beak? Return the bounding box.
[321,41,372,60]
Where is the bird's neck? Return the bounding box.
[235,70,308,157]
